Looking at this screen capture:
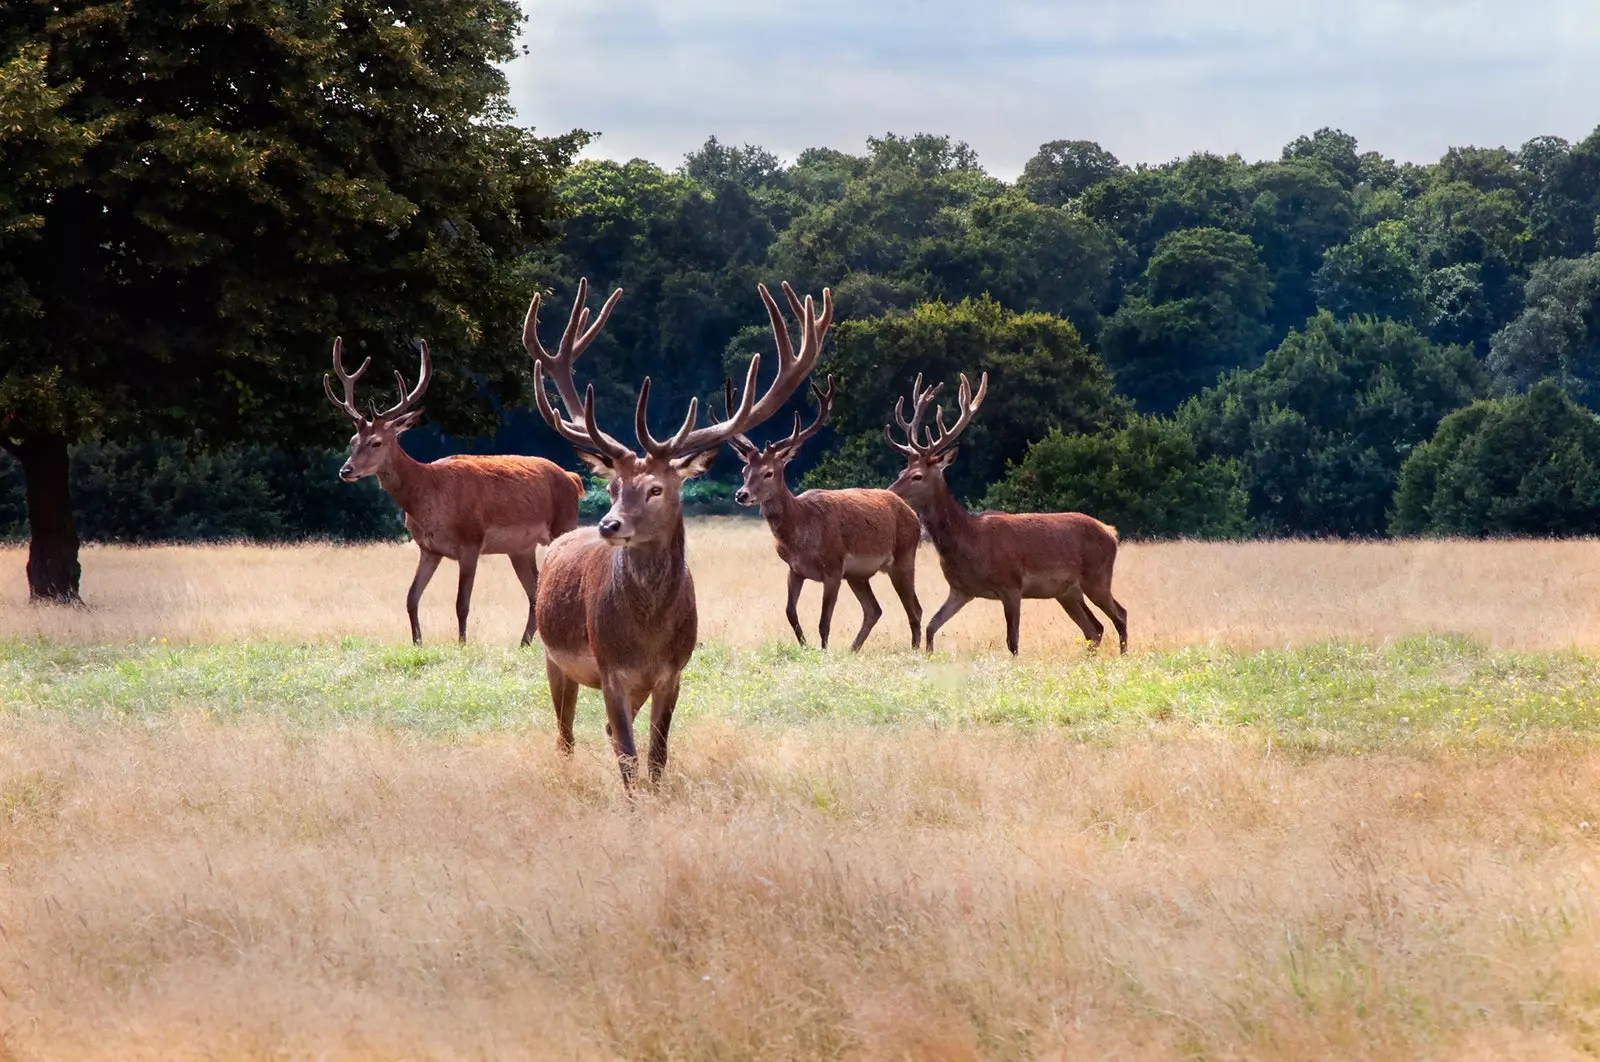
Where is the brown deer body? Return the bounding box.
[527,278,832,790]
[884,373,1128,656]
[324,340,583,645]
[730,378,922,651]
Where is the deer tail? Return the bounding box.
[1098,519,1119,543]
[567,470,585,497]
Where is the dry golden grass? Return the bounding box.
[5,521,1600,652]
[0,722,1596,1060]
[5,530,1600,1058]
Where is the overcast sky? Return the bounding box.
[503,1,1600,180]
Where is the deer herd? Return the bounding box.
[325,278,1128,792]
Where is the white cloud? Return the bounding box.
[504,0,1600,178]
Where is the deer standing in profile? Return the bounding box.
[526,277,831,791]
[324,339,584,646]
[883,372,1128,656]
[728,376,922,651]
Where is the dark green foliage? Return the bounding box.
[982,419,1250,540]
[1,0,579,448]
[1098,228,1274,412]
[1017,139,1125,206]
[1486,253,1600,405]
[1183,314,1485,536]
[1313,221,1426,323]
[0,441,401,543]
[1392,380,1600,536]
[802,298,1129,500]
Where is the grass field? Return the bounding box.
[3,524,1600,1060]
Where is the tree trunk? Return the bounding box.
[9,435,82,603]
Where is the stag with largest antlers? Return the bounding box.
[323,339,584,645]
[526,278,831,791]
[884,372,1128,656]
[727,375,922,652]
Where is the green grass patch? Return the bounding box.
[1,635,1598,749]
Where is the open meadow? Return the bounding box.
[3,522,1600,1060]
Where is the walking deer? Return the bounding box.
[883,372,1128,656]
[324,339,584,645]
[527,277,831,790]
[728,376,922,651]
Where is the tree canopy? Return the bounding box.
[9,34,1600,577]
[1,0,583,598]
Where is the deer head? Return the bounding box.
[729,376,835,507]
[883,371,989,508]
[323,338,431,482]
[526,278,833,547]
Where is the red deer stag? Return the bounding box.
[526,277,831,790]
[727,375,922,651]
[883,372,1128,656]
[324,338,584,645]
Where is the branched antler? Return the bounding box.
[726,375,835,460]
[636,281,833,459]
[883,372,988,457]
[324,337,430,424]
[323,337,373,423]
[523,278,632,461]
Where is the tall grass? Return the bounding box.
[4,532,1600,1058]
[5,524,1600,652]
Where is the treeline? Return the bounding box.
[8,126,1600,542]
[522,127,1600,540]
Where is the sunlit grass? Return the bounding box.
[5,635,1599,750]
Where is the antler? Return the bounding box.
[523,278,632,461]
[883,371,988,457]
[883,373,943,457]
[723,374,835,460]
[637,281,833,459]
[376,341,430,420]
[322,337,430,424]
[323,337,373,423]
[924,372,988,453]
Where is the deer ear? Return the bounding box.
[933,446,959,469]
[671,446,721,480]
[390,408,425,433]
[573,449,618,481]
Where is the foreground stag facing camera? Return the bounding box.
[729,374,922,651]
[884,372,1128,656]
[323,339,583,645]
[527,278,832,790]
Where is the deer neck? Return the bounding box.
[757,478,800,536]
[916,481,974,555]
[375,447,430,514]
[611,516,691,613]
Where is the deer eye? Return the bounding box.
[764,471,774,479]
[649,485,663,497]
[912,472,924,481]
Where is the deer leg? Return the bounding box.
[1084,583,1130,655]
[887,559,923,649]
[547,658,579,755]
[601,676,642,792]
[845,577,882,653]
[817,574,842,650]
[1058,590,1104,651]
[646,673,681,788]
[785,569,808,647]
[924,589,972,653]
[1000,591,1023,656]
[454,544,481,644]
[509,553,540,647]
[405,550,444,645]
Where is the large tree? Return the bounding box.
[1,0,581,601]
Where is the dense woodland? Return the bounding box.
[6,3,1600,601]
